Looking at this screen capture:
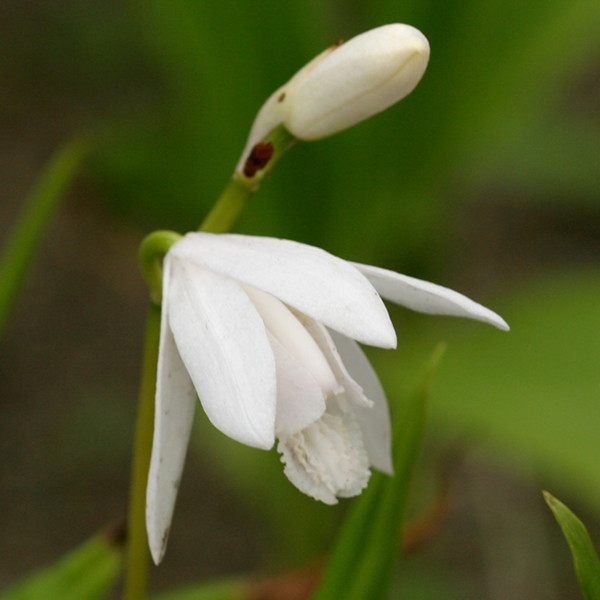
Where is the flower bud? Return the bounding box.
[236,24,429,172]
[285,24,430,140]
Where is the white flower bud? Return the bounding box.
[285,24,430,140]
[236,24,430,172]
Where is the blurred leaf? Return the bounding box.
[153,578,246,600]
[0,529,123,600]
[0,138,85,338]
[311,345,443,600]
[544,491,600,600]
[491,119,600,200]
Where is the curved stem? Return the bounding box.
[199,174,256,233]
[138,230,181,303]
[124,303,161,600]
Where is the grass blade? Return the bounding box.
[544,491,600,600]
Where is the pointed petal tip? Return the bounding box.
[495,316,510,332]
[149,540,166,566]
[479,308,510,332]
[146,511,170,565]
[359,311,397,349]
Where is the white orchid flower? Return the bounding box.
[236,23,430,173]
[146,233,508,563]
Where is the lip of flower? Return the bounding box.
[236,23,430,173]
[146,232,508,564]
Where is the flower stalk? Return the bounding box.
[124,303,161,600]
[201,124,295,234]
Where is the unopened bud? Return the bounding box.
[286,24,429,140]
[236,24,430,172]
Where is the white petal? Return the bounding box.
[243,284,340,396]
[354,263,509,331]
[270,333,327,436]
[146,317,196,564]
[167,257,277,450]
[296,314,373,409]
[170,233,396,348]
[329,331,393,475]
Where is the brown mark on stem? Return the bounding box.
[243,141,275,178]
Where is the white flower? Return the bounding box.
[146,233,508,563]
[236,24,430,173]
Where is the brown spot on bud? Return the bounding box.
[278,91,286,102]
[332,39,344,49]
[243,141,274,178]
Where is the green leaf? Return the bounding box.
[152,578,247,600]
[0,137,86,338]
[0,529,123,600]
[311,344,445,600]
[544,491,600,600]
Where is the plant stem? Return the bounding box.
[124,303,161,600]
[199,125,295,233]
[199,174,256,233]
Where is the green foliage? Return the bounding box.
[0,531,122,600]
[152,579,246,600]
[544,492,600,600]
[311,345,443,600]
[0,138,85,338]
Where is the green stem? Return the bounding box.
[124,303,161,600]
[199,124,295,233]
[199,174,256,233]
[138,230,182,303]
[0,138,85,339]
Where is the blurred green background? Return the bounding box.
[1,0,599,598]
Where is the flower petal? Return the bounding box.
[296,314,373,409]
[170,233,397,348]
[146,323,196,564]
[329,330,393,475]
[243,284,339,396]
[167,256,277,450]
[270,333,327,436]
[146,257,197,564]
[354,263,509,331]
